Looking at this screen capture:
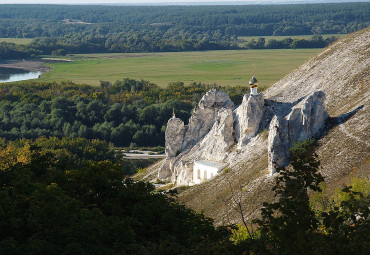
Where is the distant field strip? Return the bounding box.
[41,49,321,88]
[0,38,34,45]
[238,34,346,41]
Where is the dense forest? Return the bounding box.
[0,3,369,58]
[0,34,339,60]
[0,79,249,147]
[0,137,234,254]
[1,3,369,37]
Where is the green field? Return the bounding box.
[41,49,321,88]
[238,34,346,42]
[0,38,34,45]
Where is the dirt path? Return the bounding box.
[122,153,166,159]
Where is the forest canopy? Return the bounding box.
[0,138,233,254]
[0,79,249,147]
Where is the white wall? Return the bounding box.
[192,161,224,185]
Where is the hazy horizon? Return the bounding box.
[1,0,368,5]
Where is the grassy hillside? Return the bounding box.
[40,49,320,88]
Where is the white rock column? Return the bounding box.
[267,90,328,175]
[233,93,265,147]
[158,117,185,181]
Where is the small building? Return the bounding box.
[249,64,259,96]
[191,160,227,185]
[249,74,259,95]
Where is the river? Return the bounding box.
[0,67,42,83]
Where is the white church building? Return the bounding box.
[190,160,226,185]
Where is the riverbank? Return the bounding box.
[0,59,51,73]
[0,58,73,73]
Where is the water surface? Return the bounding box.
[0,67,41,83]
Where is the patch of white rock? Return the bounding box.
[159,88,328,186]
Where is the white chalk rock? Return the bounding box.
[158,117,185,181]
[268,91,328,175]
[234,93,264,147]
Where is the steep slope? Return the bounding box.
[264,27,370,184]
[177,27,370,225]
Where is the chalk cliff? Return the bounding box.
[160,85,330,185]
[181,89,234,153]
[173,107,235,185]
[234,93,264,148]
[159,89,235,185]
[268,91,328,174]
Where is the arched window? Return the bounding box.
[204,170,207,180]
[211,172,214,178]
[197,169,201,179]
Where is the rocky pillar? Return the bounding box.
[268,91,328,175]
[158,117,185,181]
[234,93,264,147]
[268,115,289,174]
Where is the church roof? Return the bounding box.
[194,160,226,169]
[249,74,258,85]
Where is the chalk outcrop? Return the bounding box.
[160,87,328,184]
[159,89,235,185]
[181,89,234,152]
[268,91,328,174]
[234,93,264,148]
[158,117,185,181]
[159,90,267,186]
[267,115,289,173]
[174,107,235,185]
[187,107,235,161]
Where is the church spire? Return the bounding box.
[249,64,259,96]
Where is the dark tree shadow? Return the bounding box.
[315,105,364,140]
[260,96,306,130]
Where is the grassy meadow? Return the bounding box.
[0,38,34,44]
[40,49,321,88]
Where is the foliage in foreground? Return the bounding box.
[1,137,368,254]
[0,140,233,254]
[234,140,369,255]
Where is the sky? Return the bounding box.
[0,0,364,5]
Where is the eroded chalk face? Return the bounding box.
[159,89,236,185]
